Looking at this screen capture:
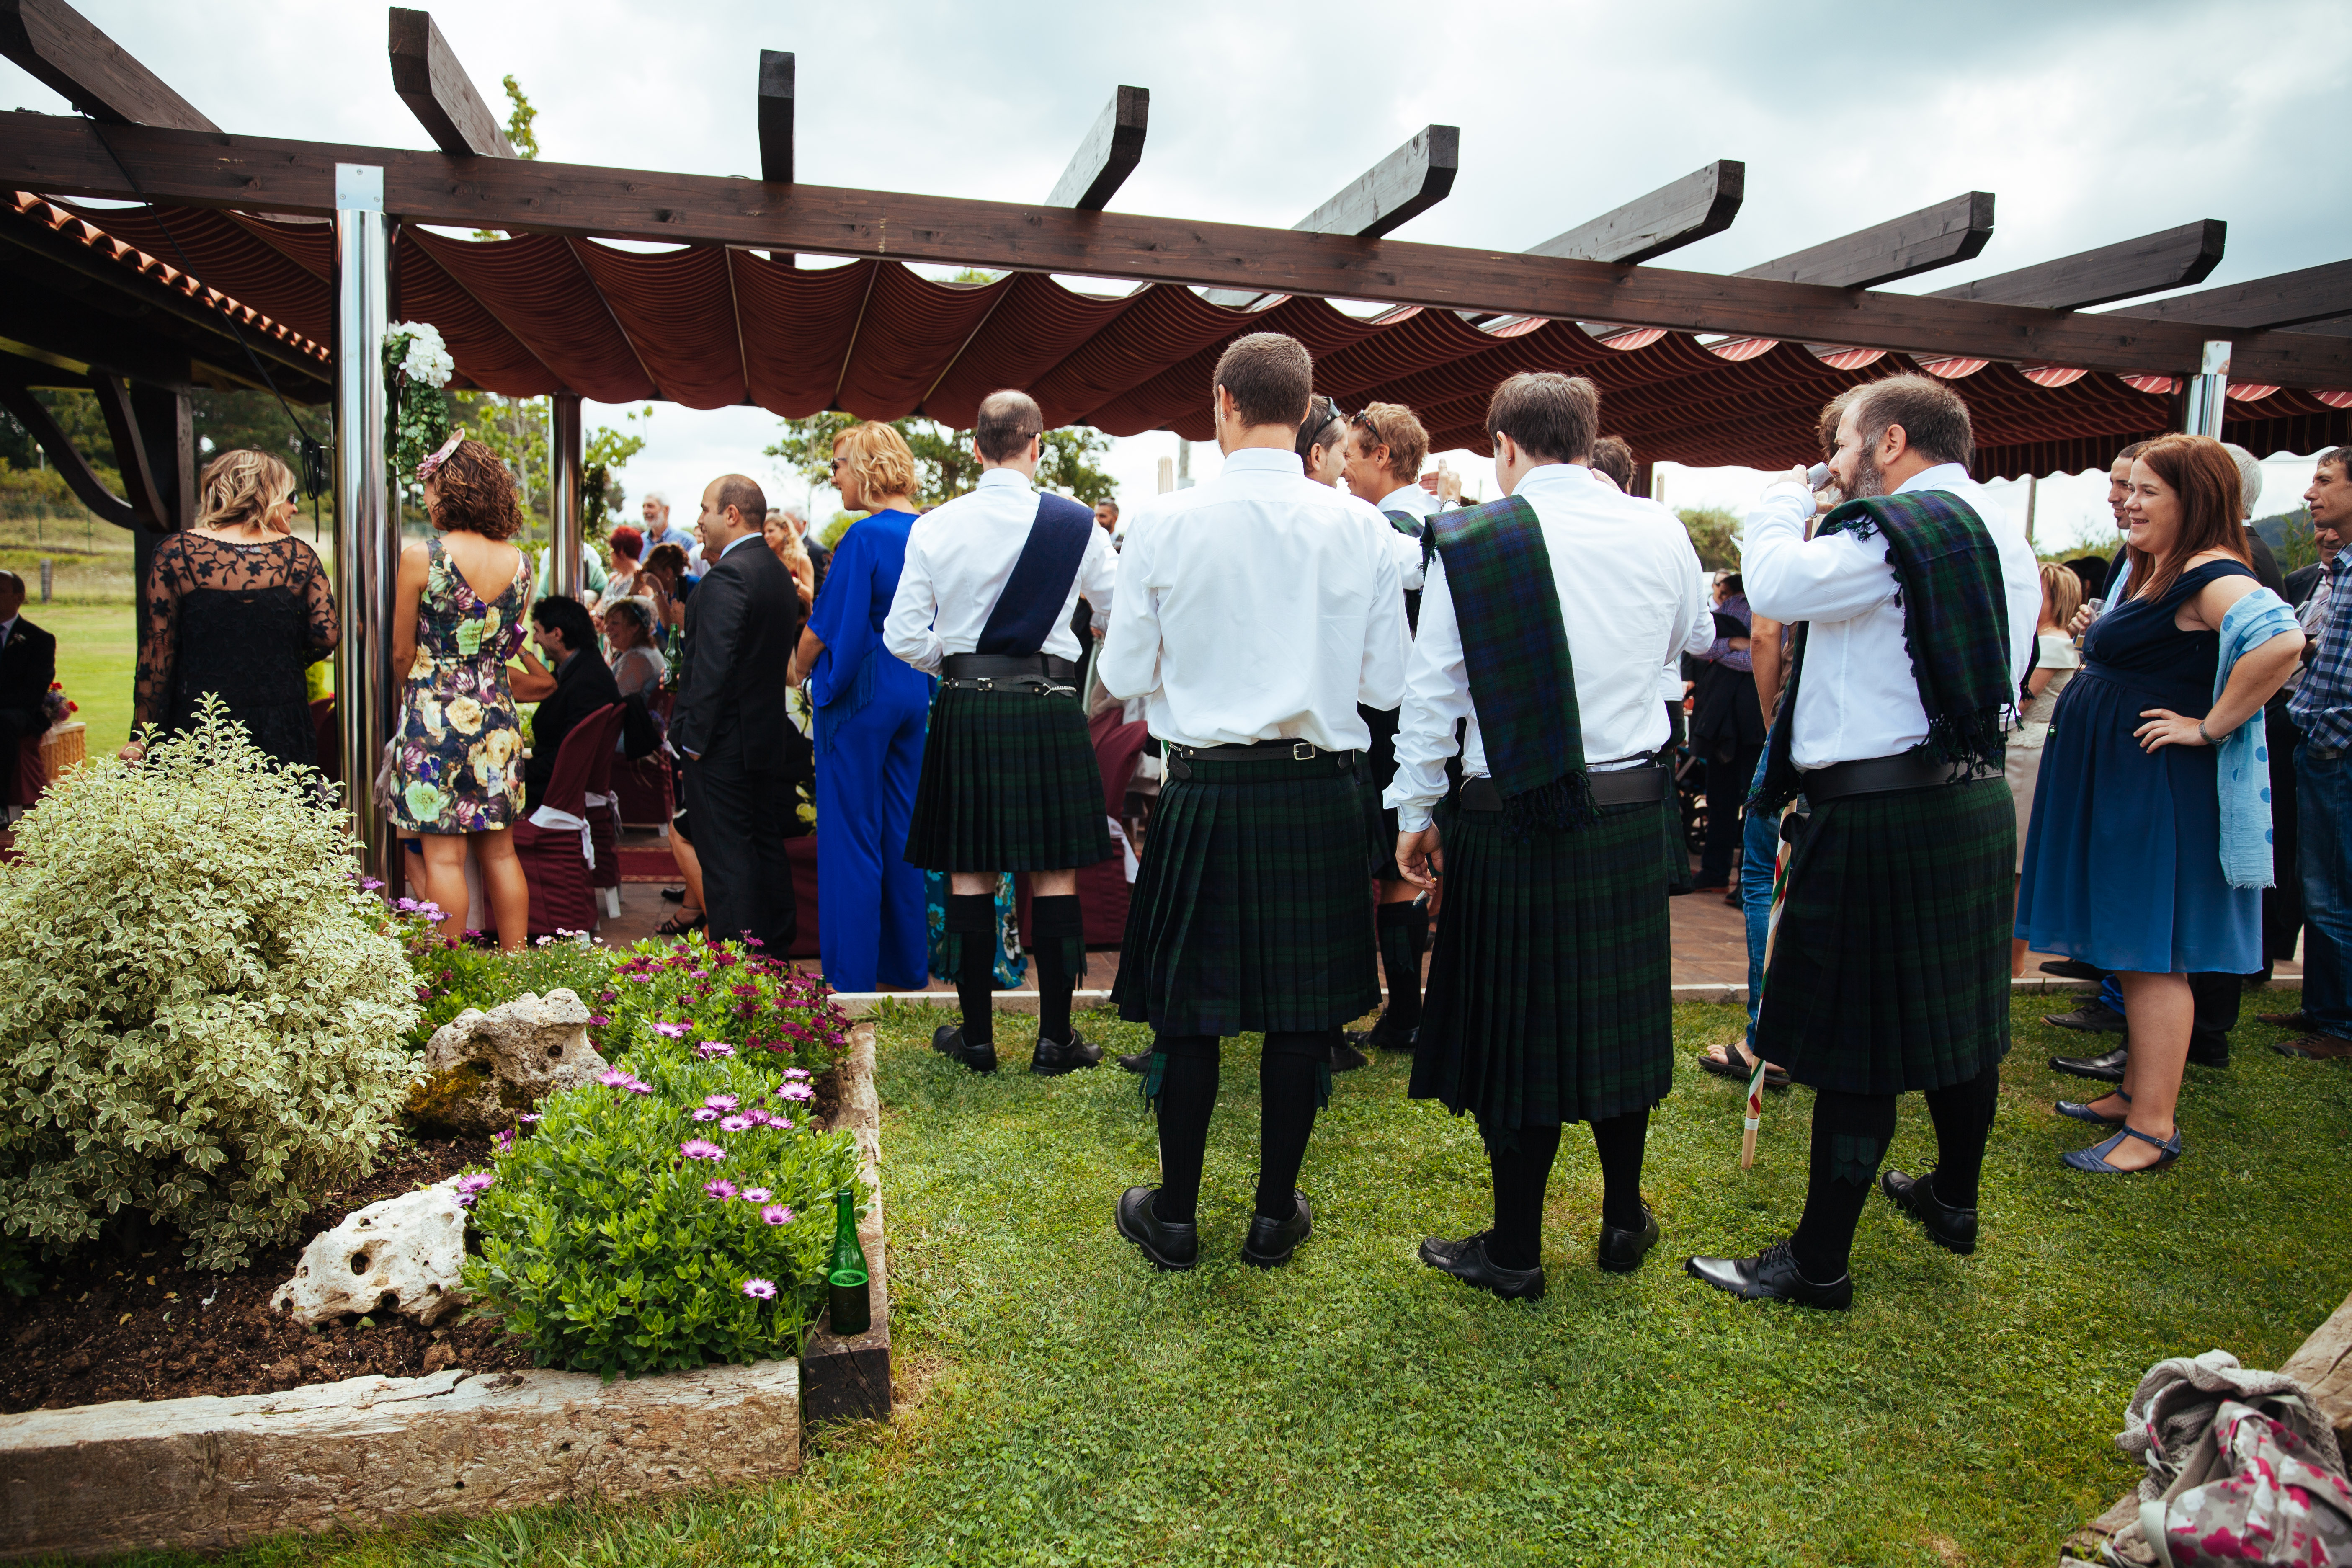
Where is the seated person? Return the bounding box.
[511,594,621,814]
[602,596,668,702]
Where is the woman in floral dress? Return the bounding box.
[389,436,534,950]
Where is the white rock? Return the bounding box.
[416,988,607,1135]
[270,1184,469,1327]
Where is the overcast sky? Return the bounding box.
[6,0,2339,549]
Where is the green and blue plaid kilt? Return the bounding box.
[1753,776,2014,1094]
[1112,749,1380,1036]
[904,684,1113,873]
[1409,795,1674,1129]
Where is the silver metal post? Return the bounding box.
[333,164,392,881]
[2183,339,2231,438]
[550,392,583,599]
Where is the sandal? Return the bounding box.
[1697,1039,1790,1090]
[2055,1088,2129,1127]
[2061,1122,2184,1173]
[654,910,708,937]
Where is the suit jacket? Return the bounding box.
[671,535,803,772]
[522,646,623,812]
[2288,562,2324,608]
[0,615,57,731]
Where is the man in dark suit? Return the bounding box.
[0,568,57,748]
[513,594,622,814]
[671,474,802,952]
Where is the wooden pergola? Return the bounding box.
[2,0,2348,875]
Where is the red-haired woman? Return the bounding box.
[2017,435,2303,1171]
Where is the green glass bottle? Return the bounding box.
[827,1183,871,1337]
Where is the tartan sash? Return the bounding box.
[1427,494,1593,832]
[1754,489,2013,812]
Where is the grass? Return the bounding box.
[76,991,2352,1568]
[21,601,136,755]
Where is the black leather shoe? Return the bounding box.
[1240,1191,1313,1268]
[1117,1049,1153,1074]
[2186,1041,2231,1069]
[660,885,686,903]
[1331,1038,1370,1073]
[1684,1240,1853,1310]
[2050,1043,2128,1082]
[1031,1029,1102,1076]
[1419,1232,1546,1301]
[2039,957,2104,982]
[1596,1207,1661,1274]
[1344,1016,1419,1054]
[2044,1002,2128,1035]
[931,1024,998,1074]
[1115,1185,1198,1271]
[1880,1167,1979,1256]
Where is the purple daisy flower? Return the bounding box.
[704,1179,738,1200]
[741,1187,772,1203]
[719,1114,753,1132]
[597,1067,632,1088]
[704,1093,739,1112]
[742,1278,777,1300]
[680,1139,726,1161]
[691,1107,721,1122]
[783,1067,813,1081]
[761,1204,793,1226]
[694,1042,737,1060]
[778,1082,815,1103]
[652,1021,691,1039]
[625,1078,655,1095]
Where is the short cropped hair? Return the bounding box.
[834,422,918,503]
[1211,333,1313,429]
[976,389,1045,462]
[1094,498,1119,519]
[1589,435,1636,491]
[1484,372,1599,465]
[1851,373,1973,469]
[2323,445,2352,477]
[2116,439,2153,464]
[712,473,767,530]
[609,524,643,561]
[428,438,526,540]
[1348,402,1430,485]
[530,594,598,655]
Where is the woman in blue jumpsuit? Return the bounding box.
[799,422,932,991]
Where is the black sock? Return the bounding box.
[1790,1089,1896,1282]
[1029,893,1083,1046]
[1150,1035,1219,1226]
[1254,1033,1328,1220]
[1482,1122,1562,1271]
[1588,1109,1651,1233]
[944,893,998,1047]
[1922,1060,1999,1210]
[1375,901,1426,1032]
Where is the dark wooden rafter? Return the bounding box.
[758,50,794,185]
[3,114,2347,384]
[1929,219,2226,311]
[2108,259,2352,330]
[0,0,213,130]
[1203,124,1459,307]
[388,8,515,159]
[1529,160,1744,265]
[1046,85,1148,211]
[1738,191,1996,289]
[88,370,165,524]
[0,357,150,528]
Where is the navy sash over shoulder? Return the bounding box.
[976,492,1096,656]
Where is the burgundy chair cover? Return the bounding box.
[785,833,821,958]
[511,704,625,938]
[8,733,43,809]
[585,715,624,894]
[309,697,340,786]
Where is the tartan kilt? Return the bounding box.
[904,684,1113,873]
[1359,701,1403,881]
[1112,750,1380,1035]
[1754,776,2014,1095]
[1409,796,1674,1128]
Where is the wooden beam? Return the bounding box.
[1528,160,1744,265]
[1929,219,2226,310]
[0,367,144,527]
[1203,123,1458,307]
[0,0,212,131]
[759,50,794,185]
[2107,259,2352,331]
[387,8,514,159]
[3,113,2345,385]
[1738,191,1996,289]
[1047,85,1148,211]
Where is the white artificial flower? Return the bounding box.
[383,321,454,389]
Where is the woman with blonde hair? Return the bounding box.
[797,420,931,990]
[387,435,535,950]
[127,448,337,768]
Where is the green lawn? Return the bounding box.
[86,993,2351,1568]
[20,601,136,755]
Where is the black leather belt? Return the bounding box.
[1165,738,1358,780]
[939,652,1080,693]
[1460,762,1668,812]
[1799,752,2001,805]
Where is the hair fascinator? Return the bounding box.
[416,429,466,484]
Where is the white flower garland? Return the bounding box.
[384,321,455,389]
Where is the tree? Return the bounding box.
[500,75,539,159]
[1678,506,1742,572]
[764,413,1116,509]
[583,408,650,539]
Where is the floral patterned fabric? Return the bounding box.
[389,536,531,834]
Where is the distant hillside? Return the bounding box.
[2254,507,2319,571]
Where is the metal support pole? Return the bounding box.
[550,392,583,599]
[333,164,393,881]
[2183,339,2231,439]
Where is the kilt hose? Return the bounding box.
[1112,749,1380,1037]
[1359,701,1405,882]
[1753,776,2015,1096]
[1410,795,1675,1130]
[904,683,1114,873]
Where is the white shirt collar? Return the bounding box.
[1222,448,1304,478]
[1895,462,1976,496]
[0,614,17,640]
[1375,485,1437,517]
[718,532,760,560]
[1510,462,1595,499]
[976,467,1033,493]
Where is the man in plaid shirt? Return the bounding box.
[2273,445,2352,1057]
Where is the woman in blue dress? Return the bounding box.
[2017,436,2303,1172]
[797,422,932,991]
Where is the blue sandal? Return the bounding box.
[2061,1123,2184,1173]
[2056,1088,2130,1127]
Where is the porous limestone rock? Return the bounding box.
[405,988,605,1135]
[270,1183,468,1327]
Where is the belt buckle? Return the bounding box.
[973,676,994,692]
[1291,740,1315,762]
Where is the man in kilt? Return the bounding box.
[1687,374,2042,1310]
[1102,332,1408,1272]
[1391,373,1709,1301]
[885,389,1119,1076]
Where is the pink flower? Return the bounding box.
[719,1115,753,1132]
[652,1021,691,1039]
[694,1042,736,1060]
[761,1204,793,1226]
[703,1093,739,1112]
[743,1278,777,1299]
[588,1015,611,1027]
[783,1068,813,1080]
[492,1129,514,1153]
[456,1171,495,1193]
[520,1112,542,1124]
[778,1082,814,1103]
[769,1117,794,1131]
[624,1080,654,1095]
[597,1068,633,1088]
[690,970,709,980]
[704,1179,738,1200]
[680,1139,725,1161]
[741,1187,772,1202]
[691,1107,721,1122]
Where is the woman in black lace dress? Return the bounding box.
[126,450,337,769]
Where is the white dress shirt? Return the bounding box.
[884,468,1117,675]
[1100,446,1406,751]
[1741,462,2041,770]
[1385,463,1709,832]
[1371,484,1434,593]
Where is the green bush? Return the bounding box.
[0,701,421,1270]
